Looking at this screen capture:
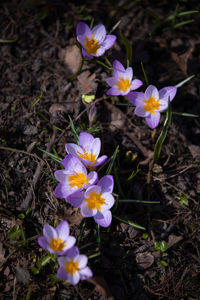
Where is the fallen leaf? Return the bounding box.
[167,234,183,248]
[136,252,154,270]
[88,275,114,300]
[64,44,82,75]
[171,47,194,76]
[77,70,97,95]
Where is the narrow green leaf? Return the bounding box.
[174,19,194,29]
[128,165,141,181]
[113,215,145,230]
[159,260,168,267]
[88,252,101,259]
[172,111,199,118]
[0,37,18,43]
[32,89,43,108]
[153,100,172,163]
[108,20,121,34]
[95,59,112,70]
[175,75,195,88]
[38,147,62,163]
[141,62,149,86]
[8,225,20,239]
[106,145,119,175]
[160,241,167,252]
[37,255,52,268]
[90,18,94,29]
[119,199,160,204]
[68,115,79,144]
[120,32,132,67]
[32,267,39,275]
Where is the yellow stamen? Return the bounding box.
[116,77,131,92]
[77,148,96,166]
[85,192,105,210]
[84,33,100,55]
[50,238,65,252]
[144,96,160,114]
[69,172,89,188]
[65,259,79,275]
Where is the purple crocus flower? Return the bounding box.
[128,85,177,129]
[54,154,98,199]
[106,60,143,96]
[38,221,76,255]
[57,246,93,285]
[65,132,107,168]
[67,175,115,228]
[76,21,116,60]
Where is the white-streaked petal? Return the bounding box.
[82,48,94,60]
[95,46,106,57]
[88,171,98,185]
[67,191,84,208]
[65,143,83,157]
[128,92,145,106]
[158,99,168,112]
[94,210,112,228]
[97,175,114,193]
[101,34,116,50]
[90,137,101,157]
[80,267,93,279]
[81,202,97,217]
[130,79,143,91]
[159,86,177,102]
[101,192,115,210]
[67,272,80,286]
[84,185,101,198]
[92,155,107,167]
[125,67,133,81]
[78,132,94,148]
[92,24,106,43]
[76,22,91,38]
[76,255,88,268]
[145,112,160,129]
[135,104,149,117]
[113,60,125,72]
[106,87,120,96]
[64,236,76,251]
[106,77,117,87]
[43,224,57,243]
[56,221,69,239]
[145,85,159,100]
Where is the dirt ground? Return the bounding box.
[0,0,200,299]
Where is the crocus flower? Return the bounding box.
[67,175,115,228]
[57,246,93,285]
[38,221,76,255]
[128,85,177,129]
[76,21,116,60]
[65,132,107,168]
[106,60,143,96]
[54,154,98,199]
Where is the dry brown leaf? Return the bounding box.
[64,44,82,74]
[171,47,194,76]
[88,275,114,300]
[136,252,154,269]
[77,70,97,95]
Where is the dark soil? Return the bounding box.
[1,0,200,299]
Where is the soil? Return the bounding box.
[0,0,200,299]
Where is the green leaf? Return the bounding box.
[119,199,160,204]
[37,255,52,269]
[31,267,39,275]
[159,260,168,267]
[120,32,132,67]
[173,19,194,29]
[141,62,149,86]
[153,100,172,163]
[160,241,167,252]
[108,20,121,34]
[0,37,18,43]
[106,145,119,175]
[175,75,195,88]
[172,111,199,118]
[32,89,43,108]
[142,233,149,239]
[38,148,62,163]
[128,165,141,181]
[113,215,146,230]
[154,241,161,251]
[68,115,79,144]
[8,225,20,239]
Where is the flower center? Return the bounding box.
[77,147,96,166]
[65,259,79,275]
[85,192,105,211]
[50,238,65,252]
[116,77,131,92]
[69,172,89,188]
[144,96,160,114]
[84,33,100,55]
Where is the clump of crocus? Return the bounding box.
[128,85,177,129]
[54,154,98,199]
[65,132,107,168]
[57,246,93,285]
[38,221,76,255]
[76,21,116,60]
[106,60,143,96]
[68,175,115,227]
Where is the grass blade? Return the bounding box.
[119,199,160,204]
[113,215,145,230]
[141,62,149,86]
[32,89,43,108]
[38,148,62,163]
[0,37,18,43]
[175,75,195,88]
[153,100,172,163]
[68,115,79,144]
[172,111,199,118]
[120,32,132,67]
[108,20,121,34]
[106,145,119,175]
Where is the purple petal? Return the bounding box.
[85,185,101,197]
[130,79,143,91]
[76,255,88,268]
[43,224,57,243]
[106,77,116,87]
[67,191,84,208]
[56,221,69,239]
[66,246,79,259]
[91,137,101,157]
[57,267,68,280]
[101,192,115,210]
[76,22,91,38]
[80,266,93,280]
[145,85,159,100]
[88,171,98,185]
[78,132,94,147]
[94,210,112,227]
[95,47,106,57]
[82,48,93,60]
[54,170,69,183]
[101,34,116,50]
[106,87,120,96]
[159,86,177,102]
[158,99,168,112]
[64,236,76,251]
[128,92,145,106]
[54,182,71,199]
[92,24,106,43]
[125,67,133,81]
[81,201,97,217]
[113,60,125,72]
[65,144,83,159]
[67,272,80,285]
[145,112,160,129]
[135,104,149,117]
[92,155,107,167]
[38,237,48,250]
[97,175,114,193]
